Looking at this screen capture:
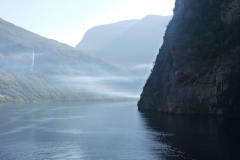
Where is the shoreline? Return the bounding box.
[138,107,240,118]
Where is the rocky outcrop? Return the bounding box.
[138,0,240,116]
[221,0,240,24]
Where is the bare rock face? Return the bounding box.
[138,0,240,116]
[221,0,240,24]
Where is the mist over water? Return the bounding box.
[0,41,151,101]
[0,37,154,97]
[52,64,152,99]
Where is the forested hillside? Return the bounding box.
[0,18,126,103]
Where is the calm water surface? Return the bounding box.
[0,101,239,160]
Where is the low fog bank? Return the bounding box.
[0,47,153,102]
[47,63,153,100]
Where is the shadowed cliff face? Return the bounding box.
[138,0,240,116]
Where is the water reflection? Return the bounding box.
[1,102,240,160]
[0,102,175,160]
[140,111,240,160]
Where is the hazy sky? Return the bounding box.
[0,0,175,47]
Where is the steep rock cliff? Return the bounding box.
[138,0,240,116]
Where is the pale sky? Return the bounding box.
[0,0,175,47]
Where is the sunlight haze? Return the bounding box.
[0,0,175,46]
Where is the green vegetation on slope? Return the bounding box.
[0,18,127,103]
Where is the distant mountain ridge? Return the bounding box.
[76,15,172,66]
[76,19,138,51]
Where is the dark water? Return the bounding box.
[0,101,240,160]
